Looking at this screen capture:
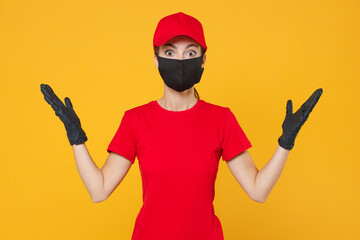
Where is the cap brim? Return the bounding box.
[155,32,204,50]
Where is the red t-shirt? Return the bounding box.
[107,99,252,240]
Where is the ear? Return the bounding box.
[154,54,159,69]
[201,53,206,68]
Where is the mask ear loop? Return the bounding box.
[199,53,205,69]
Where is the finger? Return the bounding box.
[303,88,323,116]
[41,84,65,109]
[44,84,61,102]
[40,84,53,99]
[44,95,59,112]
[65,97,73,109]
[299,88,323,111]
[41,84,59,102]
[286,100,293,115]
[41,85,55,105]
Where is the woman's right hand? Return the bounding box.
[40,83,88,145]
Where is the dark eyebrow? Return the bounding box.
[163,43,199,49]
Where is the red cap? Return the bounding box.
[153,12,207,53]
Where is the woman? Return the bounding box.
[40,12,323,240]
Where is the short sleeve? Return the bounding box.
[221,108,252,161]
[107,111,137,164]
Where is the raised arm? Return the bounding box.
[226,88,323,203]
[40,84,132,203]
[72,144,132,203]
[226,147,289,203]
[72,143,104,202]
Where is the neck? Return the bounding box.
[157,87,198,111]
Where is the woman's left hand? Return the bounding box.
[278,88,323,150]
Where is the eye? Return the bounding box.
[186,50,197,57]
[165,50,174,56]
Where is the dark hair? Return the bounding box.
[154,45,206,100]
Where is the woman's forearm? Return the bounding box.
[72,143,104,202]
[254,144,290,202]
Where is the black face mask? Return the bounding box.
[155,53,204,92]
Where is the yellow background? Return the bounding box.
[1,0,359,239]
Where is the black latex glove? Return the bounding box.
[40,83,88,145]
[278,88,323,150]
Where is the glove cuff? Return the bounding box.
[67,127,88,146]
[278,135,294,150]
[70,136,88,145]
